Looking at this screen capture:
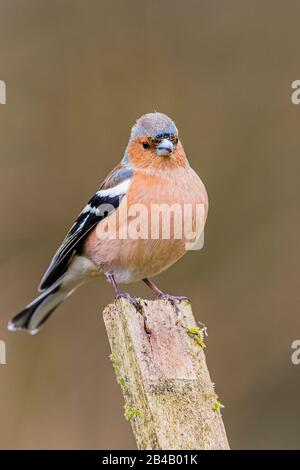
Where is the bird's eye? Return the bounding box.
[142,141,150,149]
[174,137,179,144]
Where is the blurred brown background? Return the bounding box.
[0,0,300,450]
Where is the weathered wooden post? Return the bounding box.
[103,298,229,450]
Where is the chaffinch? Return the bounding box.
[8,112,208,334]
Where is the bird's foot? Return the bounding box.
[143,279,190,305]
[156,293,190,322]
[157,293,190,303]
[115,292,142,312]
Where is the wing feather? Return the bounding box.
[39,169,132,291]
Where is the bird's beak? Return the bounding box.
[156,139,174,157]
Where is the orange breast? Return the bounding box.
[84,167,208,283]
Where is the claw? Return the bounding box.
[157,293,190,304]
[156,293,189,323]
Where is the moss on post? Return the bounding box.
[103,298,229,450]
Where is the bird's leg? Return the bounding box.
[107,273,142,311]
[143,278,189,320]
[143,278,189,302]
[142,278,165,297]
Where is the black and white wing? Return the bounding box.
[39,169,132,291]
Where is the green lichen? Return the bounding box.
[124,405,144,421]
[117,376,128,391]
[109,352,120,373]
[212,400,225,413]
[109,352,128,391]
[186,326,206,348]
[204,391,225,413]
[204,391,217,400]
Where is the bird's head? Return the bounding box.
[124,113,187,170]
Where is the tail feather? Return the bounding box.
[8,285,72,335]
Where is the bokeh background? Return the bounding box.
[0,0,300,450]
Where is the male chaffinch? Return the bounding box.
[8,112,208,334]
